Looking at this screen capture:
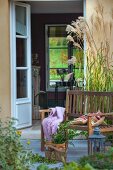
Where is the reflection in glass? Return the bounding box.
[16,6,26,36]
[48,26,68,87]
[50,49,68,68]
[16,38,27,67]
[17,70,27,98]
[49,37,67,48]
[48,26,67,38]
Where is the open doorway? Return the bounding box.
[29,0,83,117]
[21,0,83,139]
[12,0,83,137]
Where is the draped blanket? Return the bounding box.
[42,107,65,141]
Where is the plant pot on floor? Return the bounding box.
[45,143,67,162]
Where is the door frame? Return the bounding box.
[10,1,32,128]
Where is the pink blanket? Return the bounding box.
[42,106,65,141]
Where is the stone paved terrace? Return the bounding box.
[21,139,88,170]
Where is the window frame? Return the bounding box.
[45,24,69,92]
[45,24,84,91]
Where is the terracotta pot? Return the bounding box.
[45,141,52,145]
[45,141,66,149]
[53,143,66,149]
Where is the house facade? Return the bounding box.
[0,0,113,129]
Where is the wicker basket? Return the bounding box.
[45,143,67,162]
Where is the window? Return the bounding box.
[16,5,28,98]
[45,24,84,91]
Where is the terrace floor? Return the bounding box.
[20,120,88,170]
[21,139,88,170]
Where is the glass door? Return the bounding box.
[11,2,32,128]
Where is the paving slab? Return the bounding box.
[21,139,88,170]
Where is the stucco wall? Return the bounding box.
[86,0,113,64]
[86,0,113,20]
[0,0,11,121]
[0,0,112,122]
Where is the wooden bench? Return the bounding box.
[66,90,113,153]
[40,90,113,151]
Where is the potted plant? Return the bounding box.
[45,121,76,162]
[51,121,76,148]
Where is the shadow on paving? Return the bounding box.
[21,139,88,170]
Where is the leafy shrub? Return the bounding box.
[79,147,113,169]
[52,121,77,144]
[62,162,94,170]
[0,118,32,170]
[32,153,57,164]
[37,162,94,170]
[37,164,50,170]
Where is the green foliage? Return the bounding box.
[73,49,84,81]
[37,162,95,170]
[66,2,113,92]
[105,133,113,145]
[73,130,88,138]
[52,121,77,144]
[49,37,67,48]
[36,147,113,170]
[79,147,113,169]
[49,37,83,82]
[0,118,32,170]
[37,164,50,170]
[62,162,94,170]
[32,153,57,164]
[36,148,113,170]
[85,50,113,91]
[0,118,57,170]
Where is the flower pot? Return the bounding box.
[53,143,66,149]
[45,141,66,149]
[45,143,67,162]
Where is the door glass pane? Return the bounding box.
[16,38,27,67]
[49,37,67,48]
[49,35,68,87]
[48,26,67,37]
[50,48,68,69]
[73,48,84,78]
[16,6,27,36]
[50,48,68,84]
[17,70,27,98]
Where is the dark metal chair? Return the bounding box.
[39,91,48,109]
